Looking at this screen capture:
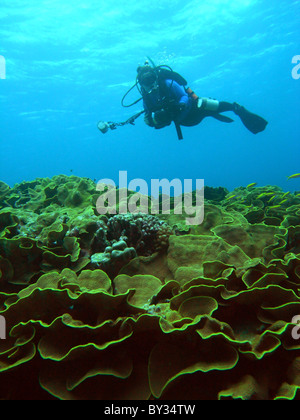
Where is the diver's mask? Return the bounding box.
[142,81,159,94]
[139,72,158,94]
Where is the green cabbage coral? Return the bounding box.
[0,176,299,400]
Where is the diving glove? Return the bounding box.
[153,110,173,129]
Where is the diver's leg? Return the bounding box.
[182,98,268,133]
[200,99,268,134]
[181,101,233,127]
[197,98,234,112]
[217,101,235,112]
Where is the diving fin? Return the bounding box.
[233,103,268,134]
[212,114,234,123]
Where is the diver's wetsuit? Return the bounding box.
[142,79,267,134]
[142,79,234,128]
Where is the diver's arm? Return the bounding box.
[165,80,189,108]
[143,100,166,129]
[144,111,155,127]
[142,100,154,127]
[165,80,191,122]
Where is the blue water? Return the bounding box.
[1,0,300,193]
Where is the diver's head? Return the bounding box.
[137,65,158,93]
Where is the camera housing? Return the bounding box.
[97,121,110,134]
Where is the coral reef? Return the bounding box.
[0,176,173,286]
[0,175,299,400]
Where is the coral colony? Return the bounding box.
[0,175,299,400]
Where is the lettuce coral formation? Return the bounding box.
[0,176,299,400]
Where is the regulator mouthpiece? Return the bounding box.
[97,121,110,134]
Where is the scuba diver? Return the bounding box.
[98,58,268,140]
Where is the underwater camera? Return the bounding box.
[97,111,145,135]
[97,121,112,134]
